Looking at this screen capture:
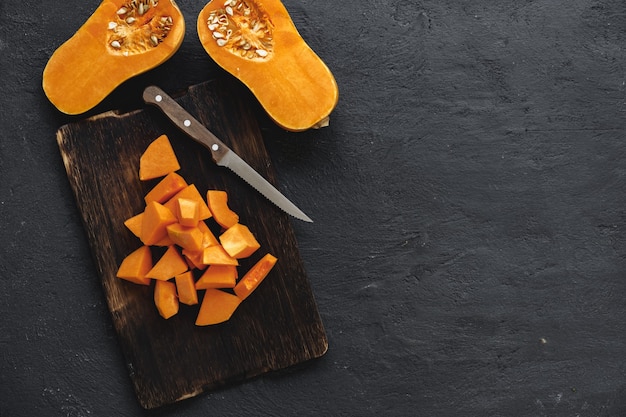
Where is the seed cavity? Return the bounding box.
[206,0,274,61]
[106,0,173,55]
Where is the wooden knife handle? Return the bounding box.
[143,85,230,163]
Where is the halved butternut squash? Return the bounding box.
[43,0,185,115]
[197,0,338,131]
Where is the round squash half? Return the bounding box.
[43,0,185,115]
[197,0,339,132]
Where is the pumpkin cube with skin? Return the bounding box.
[234,253,278,300]
[219,223,261,259]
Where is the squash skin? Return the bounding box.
[197,0,339,132]
[42,0,185,115]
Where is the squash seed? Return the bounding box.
[206,0,274,60]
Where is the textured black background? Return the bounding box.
[2,0,626,416]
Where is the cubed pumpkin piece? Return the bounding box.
[123,213,143,239]
[234,253,278,300]
[202,245,238,266]
[175,271,199,305]
[144,172,188,204]
[146,245,188,281]
[116,245,152,285]
[154,280,179,319]
[219,223,261,259]
[139,135,181,181]
[140,201,177,246]
[207,190,239,228]
[175,197,200,227]
[195,265,238,289]
[195,289,242,326]
[166,223,204,251]
[165,185,212,220]
[197,220,220,247]
[182,249,207,270]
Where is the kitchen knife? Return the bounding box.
[143,85,313,223]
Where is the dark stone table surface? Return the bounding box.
[2,0,625,416]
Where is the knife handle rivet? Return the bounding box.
[211,144,219,151]
[155,94,162,102]
[184,119,191,127]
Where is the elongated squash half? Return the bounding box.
[43,0,185,115]
[197,0,339,131]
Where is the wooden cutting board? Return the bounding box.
[57,80,327,409]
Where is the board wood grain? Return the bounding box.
[56,80,327,409]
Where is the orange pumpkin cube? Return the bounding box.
[175,271,199,305]
[165,184,212,220]
[146,245,188,281]
[166,223,204,251]
[116,245,152,285]
[144,172,187,204]
[139,135,181,181]
[206,190,239,228]
[195,265,238,289]
[175,197,200,227]
[195,289,241,326]
[140,201,177,246]
[202,245,238,266]
[219,223,260,259]
[154,280,179,319]
[234,253,277,300]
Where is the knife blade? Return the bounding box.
[143,85,313,223]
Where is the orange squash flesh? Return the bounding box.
[43,0,185,115]
[195,289,242,326]
[165,185,212,220]
[206,190,239,228]
[202,245,239,266]
[195,265,238,289]
[219,223,260,259]
[182,249,208,270]
[166,223,204,251]
[234,253,278,300]
[145,245,188,280]
[140,201,177,245]
[139,135,181,181]
[197,0,338,131]
[144,172,187,204]
[197,218,221,247]
[175,271,199,305]
[154,279,179,319]
[124,212,144,238]
[116,245,152,285]
[175,198,200,227]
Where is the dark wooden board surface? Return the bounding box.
[56,79,327,409]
